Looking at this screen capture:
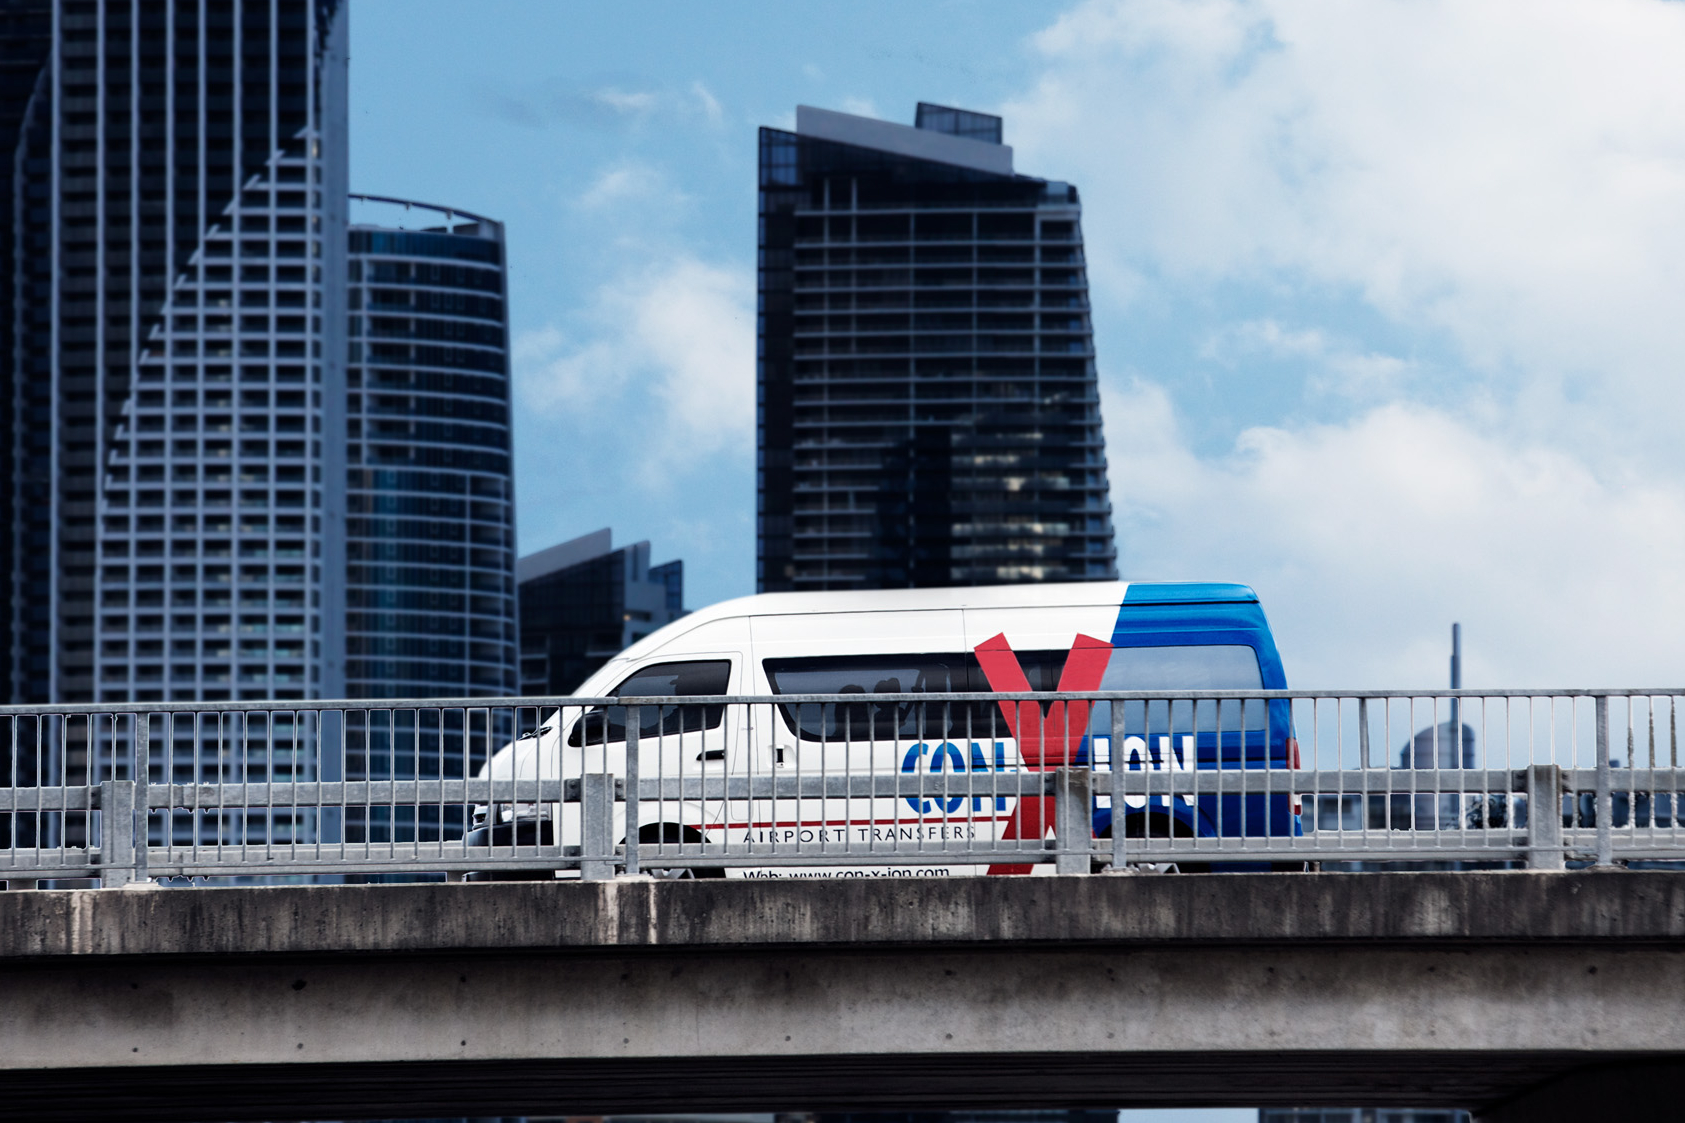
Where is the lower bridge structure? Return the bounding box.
[1,871,1682,1123]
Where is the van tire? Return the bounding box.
[1110,813,1209,873]
[463,819,558,882]
[638,823,726,880]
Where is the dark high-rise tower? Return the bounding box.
[0,0,349,704]
[345,196,518,701]
[757,102,1117,592]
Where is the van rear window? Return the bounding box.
[1092,644,1267,733]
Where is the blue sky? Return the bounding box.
[347,0,1074,606]
[350,0,1685,695]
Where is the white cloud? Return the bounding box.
[839,96,881,119]
[1105,378,1685,689]
[512,325,609,411]
[514,258,754,485]
[576,162,681,210]
[993,0,1685,689]
[636,260,756,447]
[1006,0,1685,463]
[690,81,724,126]
[591,86,659,116]
[1202,318,1413,398]
[486,78,728,132]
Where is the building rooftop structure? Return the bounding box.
[518,529,685,695]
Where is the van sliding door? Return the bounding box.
[749,610,967,869]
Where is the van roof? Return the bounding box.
[1122,582,1258,605]
[660,580,1257,630]
[599,581,1263,683]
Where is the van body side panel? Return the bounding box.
[960,603,1123,659]
[749,610,966,667]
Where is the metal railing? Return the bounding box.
[3,689,1683,886]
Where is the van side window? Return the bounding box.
[765,652,1068,741]
[568,660,731,746]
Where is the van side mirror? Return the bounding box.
[569,709,609,747]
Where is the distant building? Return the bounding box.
[756,102,1117,592]
[1313,720,1480,836]
[816,1111,1116,1123]
[1260,1110,1470,1123]
[1396,719,1478,830]
[518,529,686,695]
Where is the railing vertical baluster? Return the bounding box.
[134,713,149,885]
[624,714,640,877]
[1110,693,1126,870]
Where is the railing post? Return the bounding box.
[97,780,136,888]
[580,772,616,881]
[133,712,150,885]
[1054,766,1092,875]
[1595,696,1613,867]
[1526,763,1564,870]
[623,710,639,877]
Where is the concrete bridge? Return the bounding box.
[1,872,1682,1123]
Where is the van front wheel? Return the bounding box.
[636,823,726,880]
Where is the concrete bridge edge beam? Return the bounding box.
[4,872,1685,1120]
[1475,1060,1685,1123]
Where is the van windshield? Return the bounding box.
[567,659,731,746]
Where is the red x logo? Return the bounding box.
[973,632,1112,874]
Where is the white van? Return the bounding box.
[473,580,1295,877]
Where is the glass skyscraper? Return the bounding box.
[340,197,516,849]
[757,102,1117,592]
[346,196,517,701]
[0,0,349,705]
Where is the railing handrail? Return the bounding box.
[0,686,1681,717]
